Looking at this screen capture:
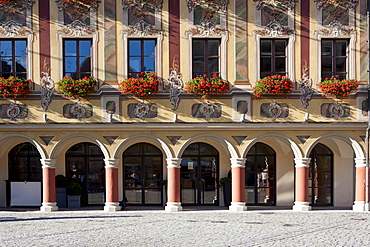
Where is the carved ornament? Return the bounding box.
[314,0,358,10]
[40,60,54,112]
[123,20,161,36]
[6,101,20,121]
[253,0,297,11]
[186,19,227,37]
[186,0,228,12]
[70,101,86,120]
[299,61,314,109]
[267,100,282,121]
[122,0,162,10]
[254,19,294,37]
[134,102,150,120]
[0,20,32,37]
[168,56,183,111]
[58,20,96,36]
[199,101,215,121]
[329,101,344,120]
[315,20,356,36]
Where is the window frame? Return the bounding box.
[0,39,28,79]
[127,38,157,77]
[62,38,92,80]
[259,39,288,78]
[191,38,221,78]
[320,39,349,80]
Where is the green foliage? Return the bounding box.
[67,181,83,195]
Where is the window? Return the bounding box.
[321,39,348,80]
[192,39,220,78]
[260,39,287,78]
[0,39,27,79]
[128,39,156,78]
[9,143,42,181]
[63,39,92,79]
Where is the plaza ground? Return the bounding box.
[0,207,370,246]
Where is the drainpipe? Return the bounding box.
[366,0,370,211]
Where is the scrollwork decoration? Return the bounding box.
[70,100,86,120]
[329,101,344,120]
[134,102,150,120]
[40,60,54,112]
[267,100,282,121]
[168,56,183,111]
[6,101,21,121]
[199,101,215,121]
[299,61,314,109]
[253,0,297,11]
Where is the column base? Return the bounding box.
[104,202,122,212]
[229,202,247,211]
[165,202,182,212]
[40,202,58,212]
[292,201,311,211]
[353,201,368,211]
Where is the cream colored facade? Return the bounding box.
[0,0,368,212]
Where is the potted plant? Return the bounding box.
[119,72,160,99]
[55,175,68,208]
[184,74,230,100]
[67,181,83,208]
[317,76,358,99]
[56,76,97,101]
[252,74,293,99]
[0,76,32,121]
[218,176,231,207]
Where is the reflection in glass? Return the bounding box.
[9,143,42,181]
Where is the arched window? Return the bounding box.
[9,142,41,181]
[309,143,333,206]
[245,142,276,205]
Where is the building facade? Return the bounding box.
[0,0,368,212]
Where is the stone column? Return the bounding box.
[40,159,58,212]
[353,158,367,211]
[293,158,311,211]
[229,158,247,211]
[165,158,182,212]
[104,158,121,212]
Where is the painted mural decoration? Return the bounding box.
[299,61,314,109]
[40,60,55,112]
[168,57,183,111]
[55,0,100,24]
[186,0,228,12]
[0,0,32,24]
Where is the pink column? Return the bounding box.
[353,158,367,211]
[293,158,311,211]
[229,158,247,211]
[40,159,58,212]
[165,158,182,212]
[104,159,121,212]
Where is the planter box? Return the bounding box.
[56,187,67,208]
[67,195,81,208]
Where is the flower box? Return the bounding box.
[56,76,97,100]
[184,74,230,100]
[252,74,293,99]
[0,76,32,99]
[317,76,358,99]
[120,72,160,99]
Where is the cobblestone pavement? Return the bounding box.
[0,207,370,246]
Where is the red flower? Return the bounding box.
[252,74,293,99]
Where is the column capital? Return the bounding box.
[40,159,56,169]
[230,158,246,168]
[166,158,182,168]
[294,158,311,168]
[354,158,366,168]
[104,158,119,169]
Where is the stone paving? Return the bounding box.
[0,207,370,246]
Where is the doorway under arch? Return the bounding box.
[123,142,163,205]
[245,142,276,205]
[7,142,42,207]
[180,142,219,206]
[66,142,105,206]
[308,143,333,206]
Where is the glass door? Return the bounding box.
[181,143,219,205]
[123,143,163,205]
